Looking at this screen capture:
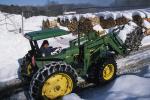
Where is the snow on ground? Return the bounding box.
[24,16,56,32]
[77,65,150,100]
[7,64,150,100]
[93,24,105,33]
[0,12,30,82]
[58,24,69,31]
[117,47,150,69]
[142,36,150,46]
[0,31,30,82]
[63,93,84,100]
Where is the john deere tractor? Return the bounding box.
[20,27,133,100]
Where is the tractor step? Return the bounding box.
[77,77,94,88]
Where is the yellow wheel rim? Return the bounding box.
[27,63,32,75]
[42,73,73,99]
[103,64,115,80]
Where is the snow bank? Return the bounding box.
[122,11,133,20]
[117,49,150,69]
[132,11,146,18]
[24,16,56,32]
[0,13,56,82]
[83,13,96,19]
[78,64,150,100]
[63,93,83,100]
[107,75,150,100]
[59,8,150,22]
[0,12,31,82]
[58,24,69,31]
[141,36,150,46]
[93,24,104,33]
[0,31,30,82]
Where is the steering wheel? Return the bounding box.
[51,47,62,55]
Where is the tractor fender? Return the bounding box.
[98,51,116,62]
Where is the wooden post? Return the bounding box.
[21,11,24,34]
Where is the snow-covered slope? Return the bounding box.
[0,12,30,81]
[24,16,56,32]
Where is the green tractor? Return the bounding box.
[20,28,129,100]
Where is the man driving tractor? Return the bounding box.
[40,40,61,56]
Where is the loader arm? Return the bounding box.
[104,33,127,55]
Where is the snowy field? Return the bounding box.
[77,65,150,100]
[0,8,150,100]
[8,69,150,100]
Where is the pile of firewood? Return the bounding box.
[99,16,116,29]
[56,13,150,54]
[89,16,100,26]
[57,16,130,29]
[132,15,143,26]
[67,17,94,35]
[42,19,57,30]
[115,16,129,26]
[125,27,144,52]
[67,17,78,34]
[78,17,94,34]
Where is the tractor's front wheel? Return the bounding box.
[98,58,117,84]
[30,62,78,100]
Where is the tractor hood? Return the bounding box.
[25,28,69,41]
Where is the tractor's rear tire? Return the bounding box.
[30,62,78,100]
[98,58,117,84]
[20,56,33,84]
[20,55,37,84]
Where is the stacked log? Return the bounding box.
[42,19,57,29]
[58,18,69,27]
[42,20,49,30]
[132,15,143,26]
[78,17,93,34]
[67,17,78,34]
[125,27,144,52]
[57,16,130,30]
[99,16,106,28]
[89,16,100,26]
[115,16,129,26]
[99,16,116,29]
[67,16,96,35]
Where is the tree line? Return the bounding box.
[0,0,150,18]
[0,3,93,18]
